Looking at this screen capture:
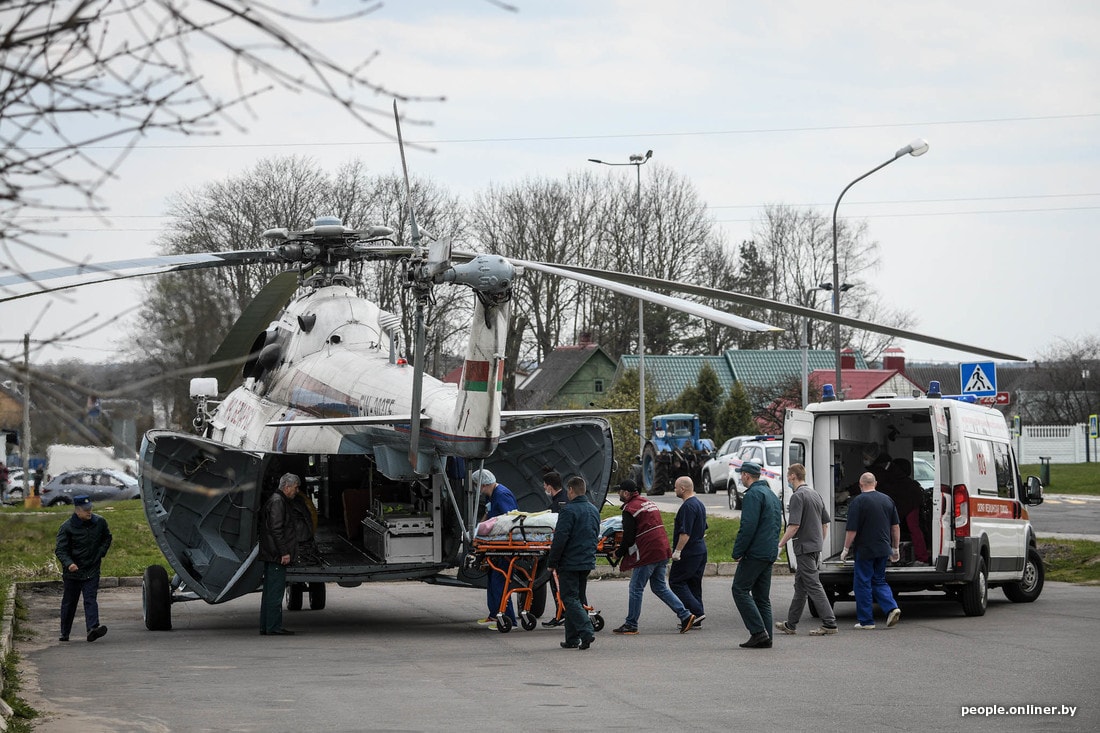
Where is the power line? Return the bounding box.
[713,205,1100,224]
[25,112,1100,150]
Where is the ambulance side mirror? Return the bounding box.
[1023,475,1044,506]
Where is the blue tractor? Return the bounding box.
[640,413,715,495]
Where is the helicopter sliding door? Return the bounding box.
[140,430,267,604]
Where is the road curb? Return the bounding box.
[1,581,16,731]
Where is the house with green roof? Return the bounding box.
[614,349,868,404]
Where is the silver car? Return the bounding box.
[699,435,757,494]
[40,468,140,507]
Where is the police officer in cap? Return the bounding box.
[55,495,112,642]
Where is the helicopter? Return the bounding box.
[0,109,1024,632]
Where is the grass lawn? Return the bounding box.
[1019,462,1100,496]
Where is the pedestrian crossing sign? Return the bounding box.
[960,361,997,396]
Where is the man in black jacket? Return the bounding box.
[258,473,311,635]
[547,476,600,650]
[55,495,112,642]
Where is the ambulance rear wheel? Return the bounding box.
[520,611,537,631]
[1004,547,1044,603]
[308,582,326,610]
[496,615,513,633]
[592,613,605,632]
[961,557,988,617]
[286,583,304,611]
[142,565,172,631]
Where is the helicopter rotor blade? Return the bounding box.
[502,256,781,333]
[393,100,422,248]
[0,250,282,305]
[547,264,1024,361]
[204,270,302,391]
[407,299,427,472]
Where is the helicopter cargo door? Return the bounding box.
[140,430,267,604]
[484,418,615,511]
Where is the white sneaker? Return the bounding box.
[853,622,875,630]
[887,608,901,627]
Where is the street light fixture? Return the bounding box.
[589,150,653,458]
[831,138,928,397]
[801,282,847,407]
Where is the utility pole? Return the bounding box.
[22,332,39,507]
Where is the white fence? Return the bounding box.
[1017,423,1099,464]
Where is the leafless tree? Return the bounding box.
[750,203,915,361]
[0,0,446,275]
[1017,335,1100,423]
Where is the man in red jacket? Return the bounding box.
[612,480,696,635]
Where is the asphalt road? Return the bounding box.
[15,575,1100,733]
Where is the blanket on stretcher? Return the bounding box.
[476,510,558,542]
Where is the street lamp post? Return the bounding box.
[831,138,928,397]
[801,283,835,407]
[589,150,653,458]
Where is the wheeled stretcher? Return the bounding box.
[469,512,621,633]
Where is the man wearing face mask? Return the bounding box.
[775,463,838,636]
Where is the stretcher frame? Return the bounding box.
[470,528,622,634]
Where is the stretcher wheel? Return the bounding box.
[496,615,514,633]
[520,611,537,631]
[591,613,605,632]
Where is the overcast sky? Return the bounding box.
[4,0,1098,372]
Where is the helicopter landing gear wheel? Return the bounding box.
[308,582,326,610]
[592,613,605,632]
[286,582,304,611]
[142,565,172,631]
[496,615,514,633]
[520,611,537,631]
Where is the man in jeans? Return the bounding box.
[612,479,696,635]
[842,472,902,630]
[775,463,838,637]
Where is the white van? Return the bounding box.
[782,383,1045,616]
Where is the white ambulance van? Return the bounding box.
[783,382,1045,616]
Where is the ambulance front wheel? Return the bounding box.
[1004,547,1044,603]
[286,583,304,611]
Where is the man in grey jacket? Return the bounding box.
[775,463,838,636]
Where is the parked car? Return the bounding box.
[726,436,805,510]
[699,435,757,494]
[913,457,936,490]
[1,468,25,504]
[40,468,140,507]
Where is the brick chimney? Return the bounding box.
[578,331,593,347]
[841,347,856,370]
[882,346,905,374]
